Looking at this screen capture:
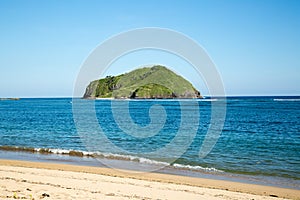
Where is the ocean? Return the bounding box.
[0,97,299,189]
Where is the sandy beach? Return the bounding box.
[0,159,299,200]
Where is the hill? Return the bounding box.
[83,65,201,99]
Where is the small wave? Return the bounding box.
[0,146,35,153]
[0,145,222,173]
[94,152,140,161]
[61,136,81,139]
[197,99,218,102]
[43,148,69,155]
[273,99,300,102]
[138,157,170,166]
[93,152,170,166]
[0,135,19,137]
[0,146,87,157]
[172,163,223,173]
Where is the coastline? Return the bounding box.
[0,159,299,199]
[0,147,299,191]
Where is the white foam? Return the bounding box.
[138,157,169,166]
[93,152,169,166]
[49,149,70,154]
[31,148,223,173]
[172,163,223,172]
[197,99,218,102]
[273,99,300,101]
[82,151,95,156]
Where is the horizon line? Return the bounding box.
[1,95,300,99]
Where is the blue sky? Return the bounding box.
[0,0,299,97]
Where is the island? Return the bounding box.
[83,65,202,99]
[0,98,20,101]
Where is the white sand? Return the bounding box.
[0,159,299,200]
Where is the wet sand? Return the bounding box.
[0,159,299,199]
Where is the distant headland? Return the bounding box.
[0,98,20,101]
[83,65,202,99]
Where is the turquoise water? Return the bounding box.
[0,97,299,186]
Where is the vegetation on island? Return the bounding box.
[83,65,201,99]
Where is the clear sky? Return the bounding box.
[0,0,299,97]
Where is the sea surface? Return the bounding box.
[0,97,299,189]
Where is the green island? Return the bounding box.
[83,65,202,99]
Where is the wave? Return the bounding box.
[172,163,223,172]
[274,98,300,101]
[0,145,222,173]
[196,99,218,102]
[0,146,88,157]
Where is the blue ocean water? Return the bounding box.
[0,97,299,185]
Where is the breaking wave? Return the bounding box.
[0,145,222,173]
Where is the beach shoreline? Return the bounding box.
[0,159,299,199]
